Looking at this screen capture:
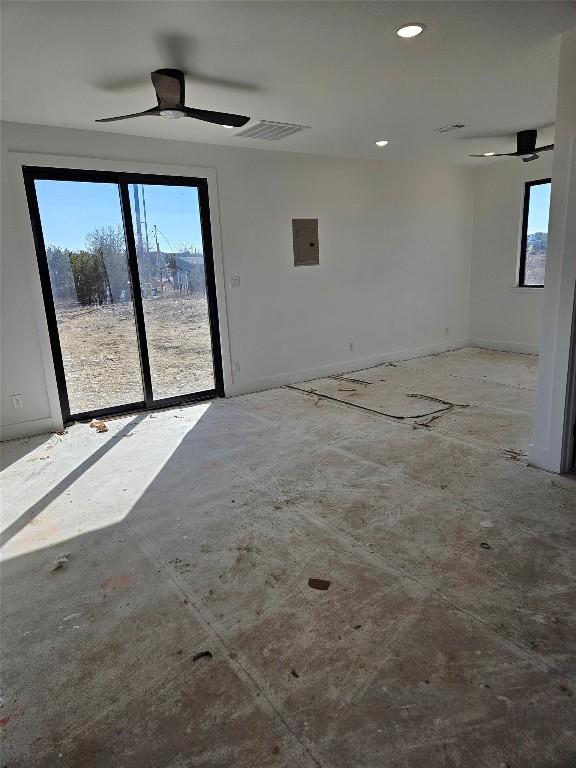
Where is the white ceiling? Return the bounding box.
[1,1,575,164]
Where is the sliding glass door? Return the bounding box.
[128,182,216,400]
[24,167,223,423]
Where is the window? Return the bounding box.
[518,178,551,287]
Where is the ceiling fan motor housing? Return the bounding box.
[517,129,538,155]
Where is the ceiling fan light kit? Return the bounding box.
[159,109,184,119]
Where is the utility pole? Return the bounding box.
[132,184,144,257]
[131,184,148,297]
[153,224,163,293]
[140,186,153,296]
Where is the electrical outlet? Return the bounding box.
[11,394,24,409]
[230,276,241,288]
[232,361,240,373]
[348,342,354,352]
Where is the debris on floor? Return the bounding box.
[308,578,331,590]
[192,650,213,662]
[409,393,471,426]
[503,448,526,462]
[89,418,108,433]
[49,553,71,571]
[62,612,82,622]
[291,669,300,678]
[414,410,452,427]
[549,479,575,491]
[334,375,372,386]
[408,393,469,408]
[289,385,472,425]
[480,542,492,550]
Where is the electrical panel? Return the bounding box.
[292,219,319,266]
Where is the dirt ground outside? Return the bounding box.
[56,293,215,414]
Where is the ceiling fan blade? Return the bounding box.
[96,107,161,123]
[535,144,554,153]
[151,69,185,107]
[183,107,250,127]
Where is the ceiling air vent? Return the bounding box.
[235,120,310,141]
[434,123,468,134]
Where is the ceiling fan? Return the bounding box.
[470,129,554,163]
[96,68,250,127]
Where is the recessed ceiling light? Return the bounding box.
[375,139,390,147]
[483,152,496,157]
[396,23,426,38]
[222,125,234,129]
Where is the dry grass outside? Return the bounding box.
[56,294,215,414]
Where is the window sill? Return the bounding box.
[510,285,544,292]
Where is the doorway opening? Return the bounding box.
[23,167,224,423]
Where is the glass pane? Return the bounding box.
[524,182,551,286]
[35,180,144,414]
[129,183,215,400]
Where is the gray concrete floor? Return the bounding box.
[1,348,576,767]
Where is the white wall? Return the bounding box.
[0,137,56,439]
[530,29,576,473]
[468,152,553,354]
[1,121,474,439]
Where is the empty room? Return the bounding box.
[1,2,576,766]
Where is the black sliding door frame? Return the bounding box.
[22,165,224,424]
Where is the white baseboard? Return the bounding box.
[226,339,469,397]
[467,338,539,355]
[0,416,55,442]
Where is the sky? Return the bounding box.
[35,180,203,253]
[527,181,551,235]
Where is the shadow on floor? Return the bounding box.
[0,415,146,546]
